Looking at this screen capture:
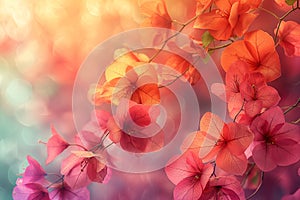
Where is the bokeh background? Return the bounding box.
[0,0,299,199]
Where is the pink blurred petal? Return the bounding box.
[23,156,47,184]
[46,126,70,164]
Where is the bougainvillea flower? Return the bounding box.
[240,72,281,117]
[107,99,164,153]
[196,0,213,14]
[49,182,90,200]
[94,110,111,130]
[79,111,112,151]
[211,61,252,124]
[224,62,247,120]
[200,176,246,200]
[165,151,214,200]
[139,0,172,28]
[61,151,110,189]
[250,106,300,171]
[180,131,206,154]
[163,53,201,86]
[13,183,50,200]
[23,156,47,185]
[194,0,261,40]
[221,30,281,82]
[199,112,253,175]
[277,20,300,57]
[94,62,160,105]
[104,50,149,82]
[46,126,70,164]
[157,41,202,85]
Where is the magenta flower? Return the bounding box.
[200,176,246,200]
[240,72,280,117]
[49,182,90,200]
[46,126,70,164]
[23,156,47,185]
[250,106,300,171]
[165,151,214,200]
[13,183,50,200]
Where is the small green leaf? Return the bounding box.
[285,0,296,5]
[202,31,214,48]
[202,54,210,64]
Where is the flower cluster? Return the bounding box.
[13,0,300,199]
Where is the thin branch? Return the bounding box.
[246,172,264,200]
[208,42,233,52]
[259,7,280,20]
[274,6,299,43]
[46,175,64,189]
[148,14,201,63]
[242,163,255,186]
[234,99,246,122]
[158,65,189,88]
[292,117,300,124]
[284,97,300,115]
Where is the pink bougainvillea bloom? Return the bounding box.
[221,30,281,82]
[94,109,112,130]
[199,112,253,175]
[49,182,90,200]
[79,119,110,150]
[211,61,253,124]
[224,62,247,121]
[23,156,47,185]
[240,72,281,117]
[277,21,300,57]
[250,106,300,172]
[194,0,261,40]
[165,151,214,200]
[46,125,70,164]
[61,151,110,189]
[13,183,50,200]
[139,0,172,28]
[107,99,164,153]
[200,176,246,200]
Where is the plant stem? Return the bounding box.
[148,14,200,63]
[274,6,300,43]
[208,42,232,52]
[292,117,300,124]
[284,97,300,115]
[246,172,264,200]
[234,99,245,122]
[259,7,279,20]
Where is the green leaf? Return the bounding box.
[202,31,214,48]
[285,0,296,5]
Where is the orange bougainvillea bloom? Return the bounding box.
[277,21,300,57]
[196,0,213,14]
[194,0,262,40]
[93,51,160,106]
[164,54,201,85]
[221,30,281,82]
[198,112,253,175]
[139,0,172,28]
